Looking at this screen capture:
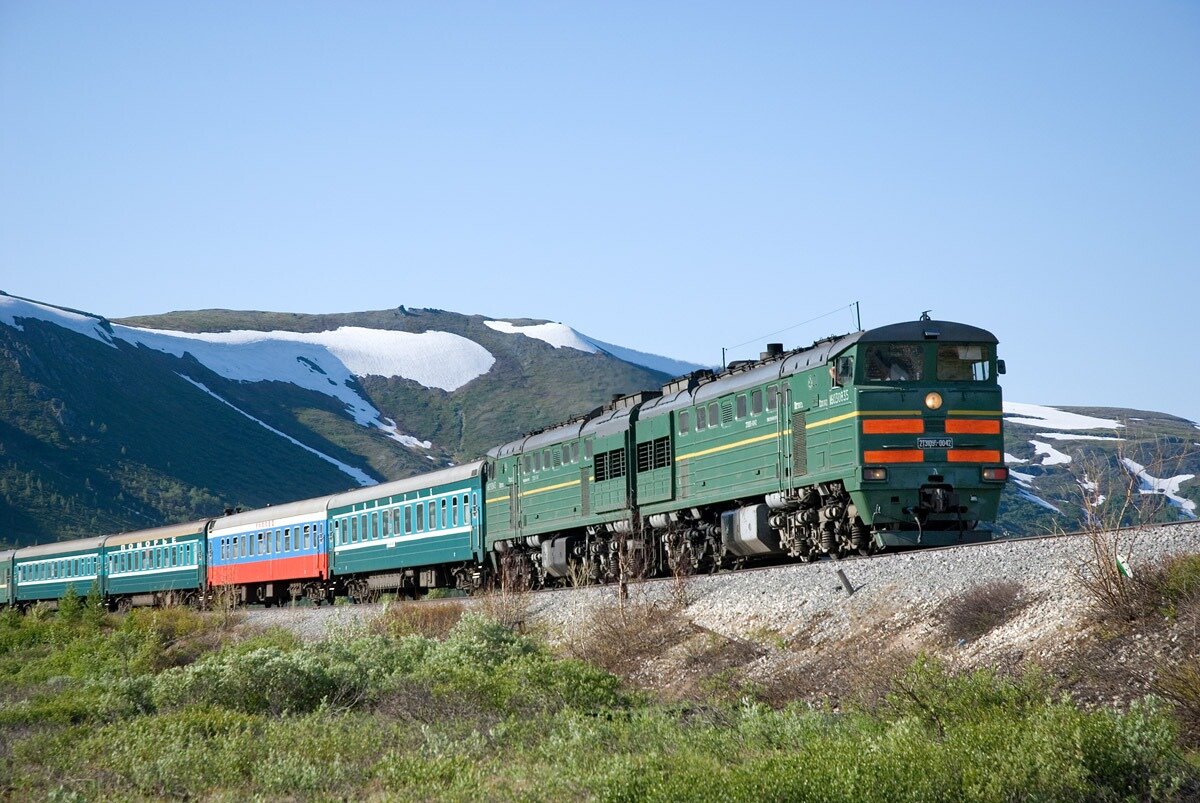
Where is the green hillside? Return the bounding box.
[996,407,1200,535]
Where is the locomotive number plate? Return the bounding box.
[917,437,954,449]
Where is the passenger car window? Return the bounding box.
[864,345,924,382]
[708,402,720,427]
[767,385,778,410]
[679,411,690,434]
[936,344,992,381]
[751,390,763,415]
[736,395,748,418]
[696,407,707,430]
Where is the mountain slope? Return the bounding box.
[0,293,678,546]
[996,402,1199,535]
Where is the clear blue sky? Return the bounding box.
[2,2,1198,420]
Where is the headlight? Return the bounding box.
[981,467,1008,481]
[863,468,888,481]
[924,392,943,410]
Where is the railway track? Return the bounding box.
[352,518,1200,609]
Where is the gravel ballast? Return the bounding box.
[244,523,1200,652]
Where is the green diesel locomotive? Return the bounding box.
[484,318,1007,587]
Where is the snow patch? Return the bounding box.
[0,295,116,346]
[1017,487,1062,513]
[1004,402,1123,431]
[1004,453,1028,465]
[579,335,707,377]
[1121,458,1197,518]
[178,374,375,486]
[484,318,705,376]
[1030,440,1072,466]
[116,325,493,391]
[108,324,481,449]
[484,320,599,353]
[375,418,431,450]
[1035,432,1124,442]
[1009,469,1038,487]
[1008,469,1063,510]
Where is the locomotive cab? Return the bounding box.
[835,320,1007,547]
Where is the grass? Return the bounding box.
[1,604,1198,800]
[939,580,1029,643]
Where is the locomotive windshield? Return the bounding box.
[936,344,992,381]
[864,344,923,382]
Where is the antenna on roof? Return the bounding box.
[721,301,861,365]
[920,310,932,321]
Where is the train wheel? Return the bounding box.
[116,597,132,614]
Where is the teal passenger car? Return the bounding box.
[104,520,209,610]
[15,537,106,604]
[328,461,486,597]
[0,550,13,608]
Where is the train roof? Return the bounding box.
[211,495,336,533]
[17,536,108,559]
[636,319,998,422]
[856,319,998,344]
[494,317,1000,450]
[328,461,484,508]
[489,391,659,458]
[104,520,211,548]
[0,549,14,563]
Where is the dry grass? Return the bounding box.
[370,599,466,640]
[1155,658,1200,747]
[475,586,531,633]
[750,617,918,711]
[939,580,1029,644]
[565,595,695,679]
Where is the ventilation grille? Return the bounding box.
[792,412,807,476]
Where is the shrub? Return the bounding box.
[151,647,360,715]
[82,581,105,629]
[1158,553,1200,605]
[56,586,83,627]
[1154,658,1200,747]
[371,599,464,639]
[940,580,1028,643]
[566,598,694,677]
[430,612,537,670]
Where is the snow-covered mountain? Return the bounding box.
[998,401,1198,534]
[0,292,692,545]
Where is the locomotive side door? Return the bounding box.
[777,383,790,492]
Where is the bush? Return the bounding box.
[83,581,105,629]
[56,586,83,627]
[940,580,1028,643]
[1158,554,1200,606]
[1155,658,1200,747]
[152,647,361,715]
[566,598,694,677]
[371,599,464,639]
